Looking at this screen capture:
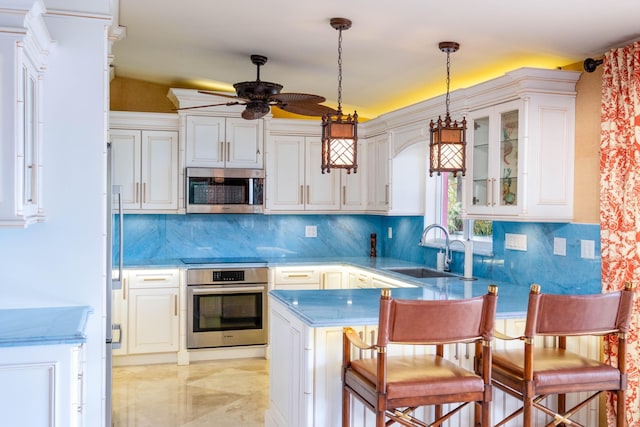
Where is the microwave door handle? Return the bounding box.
[191,286,265,294]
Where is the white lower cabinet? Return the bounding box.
[128,287,179,354]
[115,269,180,356]
[0,343,85,427]
[320,267,345,289]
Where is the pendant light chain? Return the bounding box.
[337,27,343,114]
[445,49,451,116]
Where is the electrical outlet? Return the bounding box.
[553,237,566,256]
[505,233,527,251]
[581,239,595,259]
[305,225,317,238]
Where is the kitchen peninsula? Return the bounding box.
[264,276,601,427]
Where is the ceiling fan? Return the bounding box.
[179,54,338,120]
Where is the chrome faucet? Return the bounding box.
[419,224,451,271]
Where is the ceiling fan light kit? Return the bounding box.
[429,41,467,177]
[321,17,358,174]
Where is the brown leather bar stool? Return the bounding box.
[342,285,498,427]
[491,283,634,427]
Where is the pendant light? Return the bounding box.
[321,17,358,174]
[429,41,466,177]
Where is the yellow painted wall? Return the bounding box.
[572,66,602,224]
[110,69,602,224]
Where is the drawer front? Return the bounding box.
[274,268,320,285]
[127,269,180,288]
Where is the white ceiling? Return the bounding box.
[111,0,640,119]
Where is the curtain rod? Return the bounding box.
[583,57,603,73]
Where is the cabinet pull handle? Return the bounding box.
[287,274,310,278]
[27,164,36,202]
[385,184,389,205]
[299,185,304,204]
[122,278,127,300]
[142,182,146,204]
[486,179,491,207]
[135,182,140,203]
[220,141,224,162]
[342,185,346,205]
[306,185,310,204]
[227,142,230,162]
[491,178,496,206]
[174,295,178,316]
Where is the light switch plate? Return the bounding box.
[505,233,527,251]
[581,239,595,259]
[553,237,566,256]
[305,225,317,238]
[388,227,393,239]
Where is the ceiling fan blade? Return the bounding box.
[241,107,269,120]
[176,101,243,111]
[275,102,338,117]
[271,93,326,104]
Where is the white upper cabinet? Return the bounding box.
[0,2,51,228]
[185,115,263,168]
[366,135,389,211]
[467,101,521,217]
[340,140,366,211]
[365,127,426,216]
[461,68,580,221]
[168,89,264,169]
[266,119,365,212]
[110,112,181,213]
[266,134,341,211]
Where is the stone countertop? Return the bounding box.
[269,276,527,328]
[0,306,92,347]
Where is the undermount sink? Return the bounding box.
[386,267,457,279]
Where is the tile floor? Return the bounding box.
[112,358,269,427]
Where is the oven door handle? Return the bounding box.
[190,286,266,294]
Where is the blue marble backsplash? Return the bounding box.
[116,214,601,294]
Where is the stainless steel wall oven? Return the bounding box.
[186,267,268,349]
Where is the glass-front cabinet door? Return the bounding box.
[466,100,520,216]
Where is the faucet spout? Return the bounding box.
[419,224,451,271]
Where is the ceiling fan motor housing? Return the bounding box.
[234,81,283,100]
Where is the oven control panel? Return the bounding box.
[212,270,244,282]
[186,267,268,285]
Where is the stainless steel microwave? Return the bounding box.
[186,167,264,213]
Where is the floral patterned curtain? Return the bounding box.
[600,40,640,427]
